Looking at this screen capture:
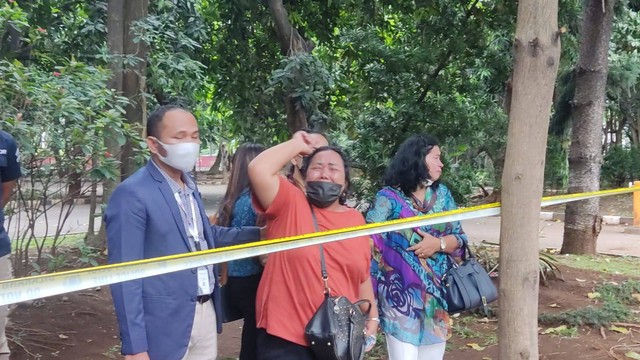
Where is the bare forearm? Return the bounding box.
[442,234,460,254]
[1,181,16,209]
[359,277,378,318]
[249,138,307,179]
[248,137,310,209]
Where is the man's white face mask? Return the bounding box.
[155,139,200,172]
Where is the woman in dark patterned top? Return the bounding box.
[216,143,265,360]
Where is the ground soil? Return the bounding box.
[6,265,640,360]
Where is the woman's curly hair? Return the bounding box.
[383,134,440,196]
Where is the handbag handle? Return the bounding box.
[447,242,473,269]
[309,204,331,295]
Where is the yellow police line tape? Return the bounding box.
[0,187,637,306]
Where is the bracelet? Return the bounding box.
[366,317,380,322]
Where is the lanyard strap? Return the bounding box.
[175,192,202,251]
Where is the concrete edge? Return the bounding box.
[539,212,634,226]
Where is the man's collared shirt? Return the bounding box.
[151,159,215,296]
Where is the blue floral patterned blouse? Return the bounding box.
[367,184,468,346]
[227,188,262,277]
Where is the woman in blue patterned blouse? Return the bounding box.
[366,134,468,360]
[216,143,266,360]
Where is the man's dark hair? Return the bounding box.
[146,104,186,138]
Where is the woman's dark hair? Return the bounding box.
[146,104,185,138]
[216,143,266,226]
[301,146,351,205]
[383,134,440,196]
[287,128,330,180]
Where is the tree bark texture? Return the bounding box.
[561,0,614,255]
[95,0,126,249]
[207,143,226,176]
[267,0,311,134]
[499,0,561,358]
[119,0,149,180]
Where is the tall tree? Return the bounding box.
[119,0,149,179]
[498,0,561,359]
[89,0,126,249]
[561,0,615,254]
[92,0,148,248]
[266,0,314,133]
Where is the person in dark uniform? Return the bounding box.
[0,130,22,360]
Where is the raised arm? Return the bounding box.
[248,132,315,209]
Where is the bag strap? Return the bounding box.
[309,204,331,295]
[467,266,491,316]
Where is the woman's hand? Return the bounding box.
[258,254,268,266]
[407,229,441,259]
[291,131,316,156]
[364,318,379,352]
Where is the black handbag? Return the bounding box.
[304,206,371,360]
[444,244,498,315]
[219,284,243,323]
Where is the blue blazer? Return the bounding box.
[106,161,260,359]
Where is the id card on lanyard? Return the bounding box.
[175,192,211,295]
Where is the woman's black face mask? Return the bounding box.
[306,181,343,208]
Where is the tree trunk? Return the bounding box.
[96,0,126,249]
[85,180,101,248]
[207,143,226,176]
[119,0,149,180]
[499,0,561,358]
[266,0,312,134]
[63,146,84,206]
[561,0,614,255]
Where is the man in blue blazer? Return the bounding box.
[106,105,261,360]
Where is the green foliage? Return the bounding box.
[75,244,102,267]
[267,53,334,129]
[601,145,640,187]
[597,280,640,305]
[472,243,563,286]
[363,332,387,360]
[453,324,499,346]
[1,0,639,273]
[538,251,563,286]
[558,254,640,277]
[201,0,289,146]
[544,136,570,190]
[0,3,143,274]
[135,0,208,106]
[542,325,579,338]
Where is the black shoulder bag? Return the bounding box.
[304,205,371,360]
[444,244,498,315]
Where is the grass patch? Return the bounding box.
[541,325,579,338]
[557,254,640,277]
[365,332,388,360]
[539,301,631,327]
[453,326,498,347]
[539,280,640,327]
[20,233,85,250]
[597,280,640,305]
[102,344,121,359]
